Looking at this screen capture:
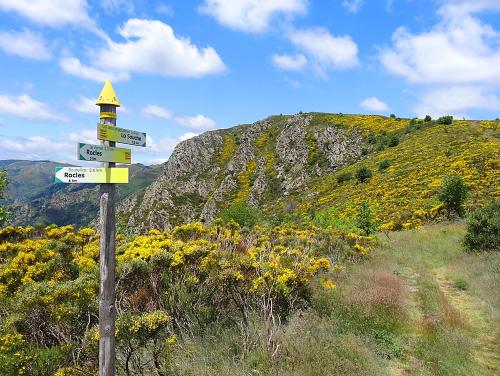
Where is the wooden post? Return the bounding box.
[96,81,121,376]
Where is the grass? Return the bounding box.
[164,223,499,375]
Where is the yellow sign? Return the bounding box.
[97,123,146,147]
[55,167,129,183]
[78,143,131,164]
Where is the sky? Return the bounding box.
[0,0,499,165]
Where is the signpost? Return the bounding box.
[54,80,146,376]
[55,167,129,183]
[97,123,146,147]
[78,143,131,164]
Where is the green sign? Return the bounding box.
[55,167,129,184]
[78,143,131,164]
[97,123,146,147]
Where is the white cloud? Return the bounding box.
[141,105,173,119]
[360,97,390,112]
[175,115,215,131]
[272,53,307,71]
[141,104,216,131]
[0,0,92,27]
[179,132,199,141]
[148,158,169,165]
[341,0,363,13]
[60,57,130,82]
[438,0,500,16]
[69,96,130,115]
[70,97,98,114]
[61,19,226,81]
[380,3,500,116]
[413,86,500,118]
[0,30,52,60]
[200,0,307,33]
[0,93,66,121]
[287,28,359,77]
[156,4,174,16]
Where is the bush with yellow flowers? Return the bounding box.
[0,221,365,372]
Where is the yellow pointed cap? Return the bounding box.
[96,80,121,107]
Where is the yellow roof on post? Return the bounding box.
[96,80,121,107]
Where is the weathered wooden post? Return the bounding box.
[96,80,120,376]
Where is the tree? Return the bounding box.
[439,175,468,217]
[437,115,453,125]
[424,115,432,122]
[463,200,500,252]
[218,202,261,229]
[0,170,9,226]
[355,200,374,235]
[356,166,372,183]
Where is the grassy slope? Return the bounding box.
[292,115,499,226]
[169,223,499,375]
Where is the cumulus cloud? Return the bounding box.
[141,104,216,131]
[0,93,66,121]
[272,54,307,71]
[60,57,130,82]
[200,0,307,33]
[341,0,363,13]
[286,28,359,77]
[360,97,390,112]
[141,105,174,120]
[0,30,52,60]
[413,86,500,118]
[0,0,92,27]
[380,2,500,116]
[61,19,226,81]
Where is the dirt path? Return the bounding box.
[434,267,500,375]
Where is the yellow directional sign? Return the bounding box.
[55,167,128,184]
[97,123,146,147]
[78,143,131,164]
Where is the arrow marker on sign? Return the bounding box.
[55,167,129,184]
[78,143,131,164]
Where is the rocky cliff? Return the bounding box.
[120,113,365,233]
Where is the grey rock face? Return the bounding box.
[119,114,365,233]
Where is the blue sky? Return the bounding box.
[0,0,499,164]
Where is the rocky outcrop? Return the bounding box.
[120,114,365,233]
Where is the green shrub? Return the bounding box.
[424,115,432,122]
[356,166,372,183]
[378,159,391,171]
[218,202,261,229]
[367,132,377,144]
[437,115,453,125]
[463,200,500,252]
[361,148,369,156]
[388,135,399,147]
[376,143,385,152]
[438,175,468,217]
[452,278,468,290]
[390,114,396,119]
[355,201,374,235]
[336,172,353,184]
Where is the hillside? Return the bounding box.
[119,113,499,233]
[0,161,161,227]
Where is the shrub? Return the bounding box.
[361,148,369,156]
[356,166,372,183]
[424,115,432,122]
[463,200,500,252]
[337,172,353,184]
[355,201,374,235]
[367,132,377,144]
[378,159,391,171]
[218,202,261,229]
[390,114,396,119]
[437,116,453,125]
[438,175,468,217]
[388,135,399,147]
